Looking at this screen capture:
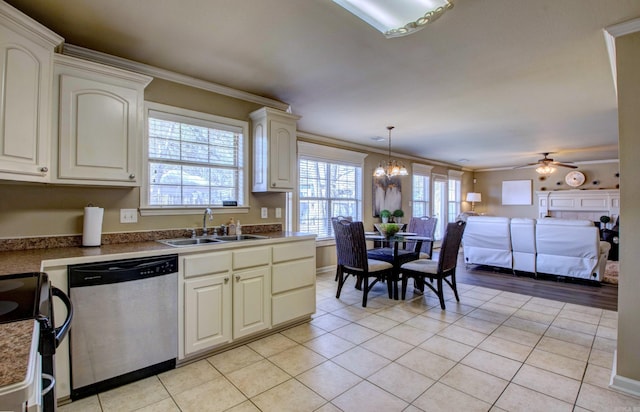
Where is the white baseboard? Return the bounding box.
[316,265,335,276]
[609,350,640,397]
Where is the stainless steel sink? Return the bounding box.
[212,235,269,241]
[158,234,268,247]
[158,237,225,247]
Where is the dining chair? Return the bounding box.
[333,219,393,307]
[400,221,466,309]
[331,216,353,281]
[406,216,438,259]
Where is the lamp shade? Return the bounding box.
[466,192,482,203]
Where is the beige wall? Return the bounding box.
[473,162,619,218]
[0,78,287,238]
[615,31,640,385]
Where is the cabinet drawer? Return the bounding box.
[272,241,315,263]
[272,258,315,294]
[232,247,270,270]
[183,251,232,278]
[272,286,316,326]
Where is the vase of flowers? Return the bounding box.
[380,209,391,223]
[392,209,404,224]
[376,223,400,239]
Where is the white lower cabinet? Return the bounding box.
[232,266,271,339]
[184,273,232,355]
[179,238,315,360]
[271,240,316,325]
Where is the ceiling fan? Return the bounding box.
[515,152,577,171]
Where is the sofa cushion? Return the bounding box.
[510,218,536,273]
[463,216,512,269]
[536,218,594,226]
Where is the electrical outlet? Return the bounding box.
[120,208,138,223]
[275,208,282,218]
[261,207,268,219]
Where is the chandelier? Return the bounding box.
[373,126,409,178]
[333,0,454,39]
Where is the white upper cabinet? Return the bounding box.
[52,54,152,186]
[0,2,63,182]
[250,107,300,192]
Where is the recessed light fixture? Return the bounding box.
[333,0,454,38]
[371,136,386,142]
[458,159,469,163]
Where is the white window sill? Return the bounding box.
[140,207,250,217]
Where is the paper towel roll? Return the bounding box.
[83,206,104,247]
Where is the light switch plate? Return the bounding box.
[275,208,282,218]
[261,207,268,219]
[120,208,138,223]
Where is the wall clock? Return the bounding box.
[565,171,585,187]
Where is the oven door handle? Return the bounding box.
[52,286,74,348]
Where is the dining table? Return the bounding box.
[365,232,432,300]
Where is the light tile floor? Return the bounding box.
[59,272,640,412]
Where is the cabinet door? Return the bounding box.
[57,74,140,184]
[184,273,232,356]
[268,119,295,190]
[233,266,271,339]
[0,25,53,181]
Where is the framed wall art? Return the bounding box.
[502,179,532,205]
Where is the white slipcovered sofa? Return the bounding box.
[462,216,611,282]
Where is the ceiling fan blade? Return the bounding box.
[513,163,539,169]
[551,162,578,169]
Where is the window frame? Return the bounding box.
[140,102,250,216]
[447,170,464,223]
[412,163,433,218]
[297,141,367,243]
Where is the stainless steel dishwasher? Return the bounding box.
[68,254,178,400]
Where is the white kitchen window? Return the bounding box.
[297,142,366,239]
[141,102,249,215]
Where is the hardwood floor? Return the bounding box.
[455,259,618,311]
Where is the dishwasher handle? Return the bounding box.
[69,255,178,287]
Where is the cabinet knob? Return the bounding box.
[224,277,229,283]
[40,167,48,173]
[129,174,136,179]
[235,275,240,282]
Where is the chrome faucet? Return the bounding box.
[202,208,213,236]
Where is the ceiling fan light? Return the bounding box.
[535,165,556,175]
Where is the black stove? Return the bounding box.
[0,272,49,323]
[0,272,73,411]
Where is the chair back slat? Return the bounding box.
[333,219,368,271]
[438,221,466,273]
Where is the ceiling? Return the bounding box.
[7,0,640,170]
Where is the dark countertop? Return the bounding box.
[0,320,36,393]
[0,232,315,276]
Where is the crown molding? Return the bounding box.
[474,158,619,173]
[296,131,462,170]
[0,1,64,48]
[61,44,290,112]
[603,17,640,95]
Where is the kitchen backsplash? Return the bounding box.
[0,223,283,252]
